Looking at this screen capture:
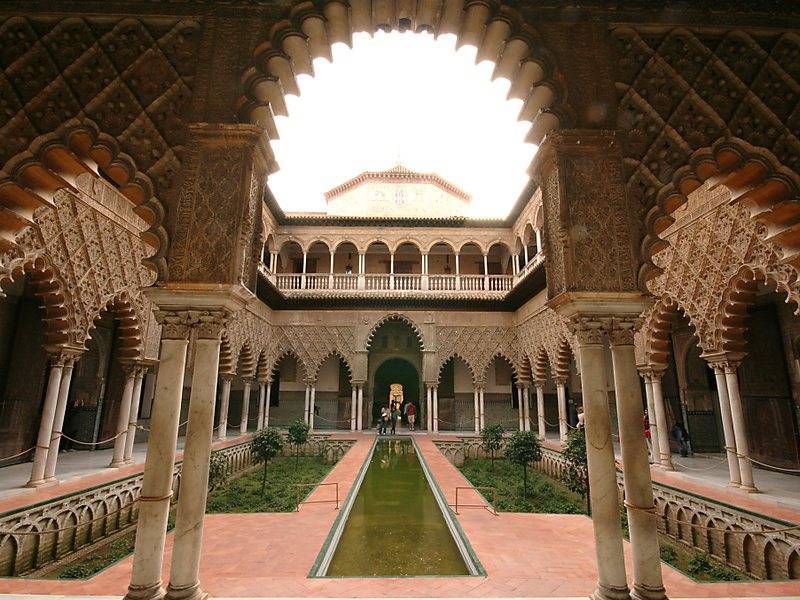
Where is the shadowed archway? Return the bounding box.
[372,357,420,430]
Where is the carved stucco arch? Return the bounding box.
[641,294,706,369]
[219,333,235,376]
[236,342,257,380]
[238,0,571,157]
[715,264,800,355]
[479,350,520,384]
[0,120,169,278]
[436,352,478,386]
[363,312,427,351]
[310,349,354,383]
[553,337,573,381]
[85,292,146,362]
[532,346,550,383]
[640,137,800,286]
[268,348,311,383]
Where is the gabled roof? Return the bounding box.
[323,164,472,202]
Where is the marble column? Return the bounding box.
[522,386,531,431]
[610,326,666,600]
[239,380,252,435]
[217,375,232,440]
[109,365,138,468]
[26,355,65,487]
[426,385,433,431]
[649,371,673,470]
[478,387,485,430]
[640,370,660,463]
[723,363,757,492]
[264,383,272,428]
[356,385,364,430]
[165,317,225,600]
[574,324,629,600]
[123,367,147,464]
[709,364,741,486]
[125,314,191,600]
[43,355,78,482]
[556,379,568,441]
[304,384,311,424]
[256,381,266,430]
[536,384,545,439]
[473,388,480,433]
[350,386,357,431]
[516,384,525,431]
[432,386,439,432]
[309,385,316,430]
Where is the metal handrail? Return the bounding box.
[453,485,498,515]
[293,481,340,511]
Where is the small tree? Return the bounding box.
[207,451,228,493]
[480,423,504,469]
[560,428,590,514]
[505,431,542,497]
[287,419,310,462]
[251,427,284,493]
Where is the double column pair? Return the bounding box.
[426,384,438,432]
[472,386,485,433]
[572,317,666,600]
[514,383,531,432]
[126,304,237,600]
[350,383,364,431]
[639,368,671,470]
[304,383,316,429]
[109,364,149,468]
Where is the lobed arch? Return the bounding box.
[0,119,167,277]
[310,349,354,383]
[218,333,235,376]
[82,292,145,362]
[363,312,427,351]
[517,353,533,382]
[255,350,272,382]
[532,346,550,383]
[479,351,520,384]
[236,343,257,380]
[640,137,800,287]
[268,348,311,383]
[642,295,705,369]
[715,264,800,355]
[553,337,573,381]
[436,353,478,386]
[0,251,75,349]
[237,0,571,150]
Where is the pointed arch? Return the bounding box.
[554,337,573,381]
[255,349,271,382]
[219,333,235,376]
[83,292,144,361]
[268,349,310,383]
[311,349,353,383]
[642,295,703,368]
[363,313,427,351]
[236,343,256,380]
[437,353,477,385]
[533,346,550,384]
[480,351,519,384]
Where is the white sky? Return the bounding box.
[268,30,537,218]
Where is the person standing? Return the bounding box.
[643,409,653,464]
[406,402,417,432]
[390,404,399,435]
[379,406,389,435]
[671,421,690,457]
[576,406,585,430]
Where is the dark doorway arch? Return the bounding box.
[372,358,420,428]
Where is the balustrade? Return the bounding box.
[429,274,457,291]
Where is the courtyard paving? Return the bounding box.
[1,432,798,598]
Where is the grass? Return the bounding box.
[458,458,586,514]
[206,455,335,513]
[659,541,746,582]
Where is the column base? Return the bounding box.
[740,484,759,493]
[658,462,674,472]
[631,583,667,600]
[24,478,54,488]
[727,481,741,488]
[164,582,207,600]
[592,582,631,600]
[125,582,165,600]
[108,460,127,468]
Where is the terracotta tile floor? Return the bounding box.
[2,433,799,598]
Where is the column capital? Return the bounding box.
[606,318,641,347]
[44,345,84,367]
[701,350,745,372]
[218,372,235,383]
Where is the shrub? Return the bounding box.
[207,451,228,492]
[480,423,504,468]
[504,431,542,496]
[660,543,678,565]
[560,428,589,504]
[287,419,310,460]
[251,427,285,492]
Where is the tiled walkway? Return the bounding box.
[1,432,798,599]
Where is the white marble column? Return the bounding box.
[256,381,266,429]
[309,385,316,430]
[516,384,525,431]
[536,383,545,439]
[43,355,78,482]
[478,387,485,430]
[432,386,439,432]
[522,386,531,431]
[123,367,147,464]
[610,327,667,600]
[26,355,65,487]
[109,365,138,468]
[710,363,741,486]
[216,375,232,440]
[264,382,272,428]
[650,371,673,470]
[640,370,660,463]
[556,379,568,441]
[125,315,191,600]
[350,385,358,431]
[304,384,311,424]
[426,385,433,431]
[723,363,757,492]
[239,380,251,435]
[357,385,364,430]
[165,317,225,600]
[473,387,480,433]
[574,324,629,600]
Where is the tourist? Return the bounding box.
[406,401,416,431]
[390,405,399,435]
[379,406,389,435]
[643,409,653,464]
[576,406,585,430]
[672,421,690,457]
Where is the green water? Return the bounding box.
[326,438,469,577]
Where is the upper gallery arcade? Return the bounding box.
[0,2,799,600]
